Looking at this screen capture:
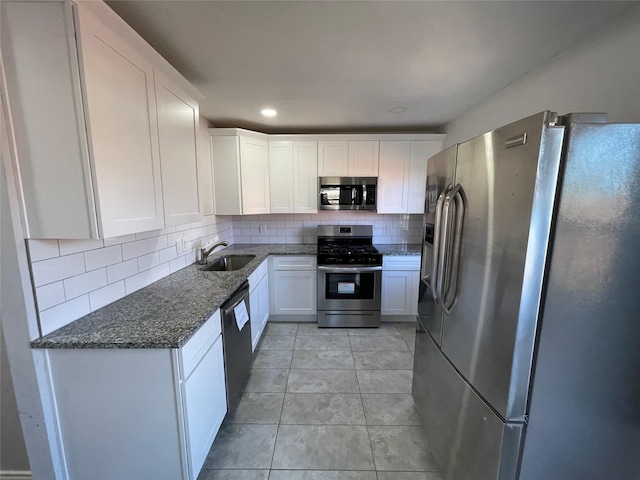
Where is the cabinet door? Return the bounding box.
[211,136,242,215]
[258,273,270,331]
[77,7,165,237]
[408,141,443,214]
[271,270,317,315]
[183,336,226,480]
[250,274,271,351]
[155,70,202,226]
[293,141,318,213]
[269,141,294,214]
[318,141,348,176]
[381,270,420,315]
[348,141,379,176]
[240,136,270,214]
[378,141,411,213]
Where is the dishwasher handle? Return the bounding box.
[222,281,250,316]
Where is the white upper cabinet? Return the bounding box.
[377,140,444,214]
[318,141,349,176]
[240,136,270,214]
[269,141,295,214]
[154,70,202,227]
[2,1,202,239]
[318,140,379,177]
[210,130,270,215]
[269,141,318,214]
[348,141,379,176]
[377,141,411,213]
[293,141,318,213]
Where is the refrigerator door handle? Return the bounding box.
[437,187,454,305]
[431,184,451,304]
[442,184,465,314]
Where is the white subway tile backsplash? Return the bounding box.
[29,217,233,335]
[31,253,86,287]
[39,295,90,336]
[137,251,160,272]
[125,270,152,295]
[106,259,138,284]
[58,238,104,256]
[89,281,125,311]
[169,255,187,273]
[35,281,66,310]
[158,246,177,264]
[147,235,168,253]
[135,229,161,240]
[63,268,108,300]
[150,263,171,283]
[28,239,60,261]
[122,238,151,260]
[84,245,123,271]
[103,233,136,246]
[285,221,304,228]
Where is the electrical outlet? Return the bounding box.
[259,224,267,234]
[184,239,193,252]
[385,224,393,234]
[175,238,184,254]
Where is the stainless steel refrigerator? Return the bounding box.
[413,111,640,480]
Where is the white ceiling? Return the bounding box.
[106,1,634,133]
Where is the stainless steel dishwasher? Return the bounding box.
[220,281,252,410]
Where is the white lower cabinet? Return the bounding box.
[269,256,317,315]
[44,310,226,480]
[249,260,270,351]
[381,256,421,316]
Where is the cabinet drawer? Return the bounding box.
[271,255,316,271]
[249,259,268,291]
[382,255,421,271]
[181,309,221,379]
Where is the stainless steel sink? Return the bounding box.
[200,254,256,272]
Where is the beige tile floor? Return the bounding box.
[197,321,443,480]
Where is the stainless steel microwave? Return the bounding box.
[318,177,377,211]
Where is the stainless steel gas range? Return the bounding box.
[316,225,382,328]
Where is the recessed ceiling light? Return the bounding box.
[388,106,408,114]
[261,108,277,117]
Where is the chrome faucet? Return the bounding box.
[197,241,229,265]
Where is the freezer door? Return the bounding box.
[420,145,456,345]
[441,112,564,420]
[412,322,522,480]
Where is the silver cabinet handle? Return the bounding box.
[431,184,451,304]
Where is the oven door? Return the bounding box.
[317,266,382,311]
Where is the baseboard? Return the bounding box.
[0,471,32,480]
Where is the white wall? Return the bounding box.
[443,5,640,146]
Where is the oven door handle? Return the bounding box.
[317,266,383,273]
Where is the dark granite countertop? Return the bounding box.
[31,243,420,350]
